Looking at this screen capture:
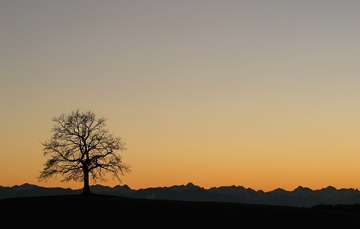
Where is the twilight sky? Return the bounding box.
[1,0,359,191]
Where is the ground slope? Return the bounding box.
[1,195,360,228]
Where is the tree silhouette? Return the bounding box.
[39,110,131,194]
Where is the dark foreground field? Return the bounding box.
[1,195,360,228]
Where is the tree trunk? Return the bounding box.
[82,167,91,195]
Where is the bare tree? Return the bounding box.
[39,110,131,195]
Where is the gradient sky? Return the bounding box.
[1,0,359,191]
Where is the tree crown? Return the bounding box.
[39,110,130,185]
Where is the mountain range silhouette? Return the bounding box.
[2,183,360,207]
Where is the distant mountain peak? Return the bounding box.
[270,188,287,194]
[166,182,202,192]
[12,183,39,191]
[294,186,312,191]
[185,182,197,187]
[115,184,131,189]
[323,186,337,191]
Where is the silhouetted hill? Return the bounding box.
[1,194,360,228]
[0,183,80,199]
[2,183,360,207]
